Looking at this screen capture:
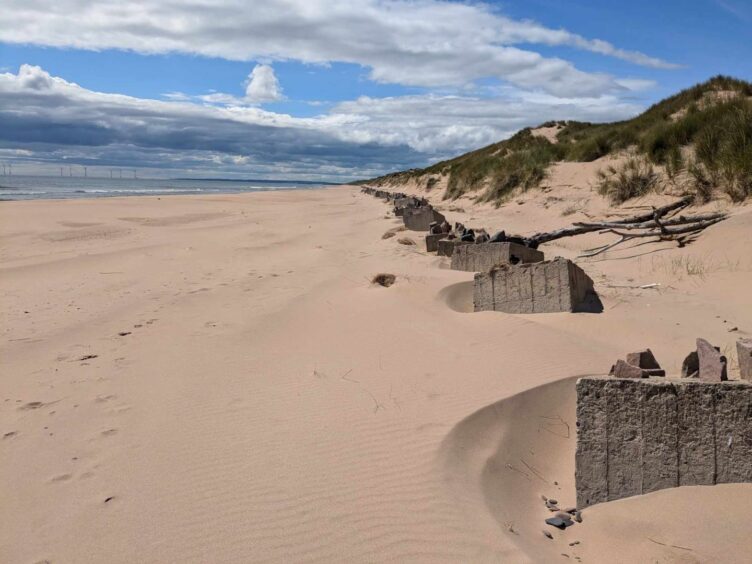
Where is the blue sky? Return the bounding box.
[0,0,750,180]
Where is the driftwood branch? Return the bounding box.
[577,217,725,258]
[489,196,726,255]
[572,212,726,231]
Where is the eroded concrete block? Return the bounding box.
[737,339,752,381]
[576,377,752,508]
[425,233,448,252]
[437,239,469,257]
[402,207,446,231]
[697,338,728,381]
[450,242,544,272]
[473,257,595,314]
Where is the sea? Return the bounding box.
[0,176,336,201]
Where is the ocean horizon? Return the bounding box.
[0,175,338,201]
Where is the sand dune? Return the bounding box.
[1,186,751,562]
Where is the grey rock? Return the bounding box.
[545,517,573,529]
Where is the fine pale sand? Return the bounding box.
[1,185,751,563]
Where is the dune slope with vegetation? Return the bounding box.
[365,76,752,205]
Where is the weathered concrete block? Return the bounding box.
[473,257,595,314]
[612,359,646,379]
[576,377,752,508]
[402,207,446,231]
[437,239,469,257]
[450,242,544,272]
[697,338,728,381]
[425,233,448,253]
[737,339,752,381]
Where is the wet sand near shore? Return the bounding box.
[2,186,751,562]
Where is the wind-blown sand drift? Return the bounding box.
[1,186,751,562]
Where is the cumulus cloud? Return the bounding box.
[0,65,647,178]
[0,0,677,96]
[245,64,283,103]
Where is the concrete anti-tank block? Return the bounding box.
[402,207,446,231]
[450,241,544,272]
[425,233,448,253]
[473,257,595,313]
[576,377,752,508]
[437,239,469,257]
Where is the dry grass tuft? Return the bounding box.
[596,157,659,204]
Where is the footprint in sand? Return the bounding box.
[19,401,44,411]
[95,394,117,403]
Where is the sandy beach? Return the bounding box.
[2,185,752,563]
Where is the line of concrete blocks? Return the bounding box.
[473,257,596,314]
[575,376,752,509]
[450,241,544,272]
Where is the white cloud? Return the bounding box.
[0,0,677,97]
[245,64,283,103]
[0,65,646,179]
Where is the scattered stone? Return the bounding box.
[371,273,396,287]
[696,338,728,381]
[729,327,738,332]
[397,237,415,246]
[569,541,580,546]
[382,231,396,240]
[77,354,98,361]
[543,530,554,540]
[104,496,115,503]
[546,516,574,529]
[738,339,752,381]
[547,499,559,506]
[118,332,131,337]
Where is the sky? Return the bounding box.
[0,0,750,181]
